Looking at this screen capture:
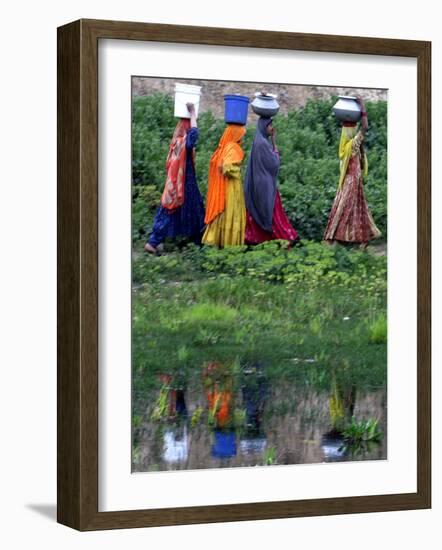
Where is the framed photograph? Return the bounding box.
[57,19,431,530]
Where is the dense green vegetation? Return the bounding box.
[132,93,387,242]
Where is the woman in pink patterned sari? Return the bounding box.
[324,98,381,247]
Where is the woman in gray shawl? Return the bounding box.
[244,117,298,244]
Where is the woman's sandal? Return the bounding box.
[144,242,157,254]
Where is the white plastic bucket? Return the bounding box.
[174,83,202,119]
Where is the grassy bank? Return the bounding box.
[132,241,387,419]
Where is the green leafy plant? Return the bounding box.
[368,314,387,344]
[190,406,203,428]
[342,417,383,447]
[264,446,277,466]
[150,384,170,421]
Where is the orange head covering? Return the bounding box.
[161,119,191,210]
[204,124,246,225]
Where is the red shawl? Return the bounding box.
[161,119,191,210]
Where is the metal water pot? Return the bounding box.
[251,92,280,118]
[332,95,362,123]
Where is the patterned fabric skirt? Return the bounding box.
[245,191,298,244]
[148,168,205,247]
[324,157,381,243]
[202,176,246,247]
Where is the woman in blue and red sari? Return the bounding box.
[244,117,299,245]
[145,103,205,253]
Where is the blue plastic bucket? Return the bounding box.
[224,95,250,125]
[212,430,237,458]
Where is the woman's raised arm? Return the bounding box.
[186,102,197,128]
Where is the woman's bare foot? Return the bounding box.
[323,239,337,248]
[359,242,368,250]
[144,242,157,254]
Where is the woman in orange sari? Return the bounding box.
[202,124,247,247]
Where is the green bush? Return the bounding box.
[132,94,387,242]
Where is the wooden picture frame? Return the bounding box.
[57,18,431,530]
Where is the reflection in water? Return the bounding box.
[203,361,233,429]
[134,365,386,472]
[164,387,189,465]
[240,364,269,456]
[321,434,347,461]
[203,362,238,460]
[239,437,267,455]
[164,425,189,463]
[152,375,191,465]
[329,374,356,433]
[242,364,269,433]
[323,376,355,462]
[212,431,237,459]
[174,389,188,419]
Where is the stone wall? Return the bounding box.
[132,76,387,121]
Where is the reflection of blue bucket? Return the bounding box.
[224,95,249,125]
[212,430,237,458]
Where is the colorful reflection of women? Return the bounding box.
[244,117,298,244]
[202,124,247,247]
[324,99,381,246]
[145,103,205,253]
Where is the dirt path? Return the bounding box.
[368,242,387,256]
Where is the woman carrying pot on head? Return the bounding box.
[144,103,205,254]
[244,117,299,245]
[202,124,247,247]
[323,97,381,248]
